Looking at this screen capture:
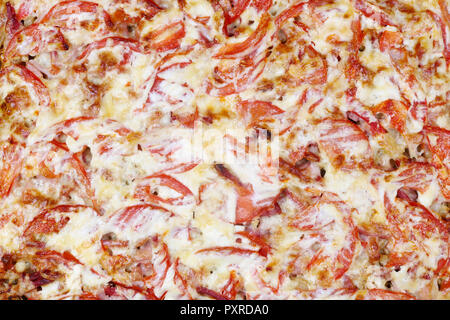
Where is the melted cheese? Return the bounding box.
[0,0,448,300]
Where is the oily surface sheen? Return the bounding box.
[0,0,449,299]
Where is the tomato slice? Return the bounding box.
[284,191,358,281]
[384,194,448,271]
[77,36,144,60]
[196,286,229,300]
[107,281,163,300]
[275,0,333,27]
[196,246,261,256]
[35,249,83,266]
[346,110,386,136]
[5,2,21,38]
[236,230,271,257]
[275,2,308,27]
[289,45,328,85]
[394,162,436,194]
[213,163,259,224]
[17,65,51,107]
[235,193,259,224]
[237,100,284,127]
[214,13,270,59]
[252,0,272,12]
[196,271,240,300]
[207,55,267,96]
[425,126,450,170]
[317,118,371,168]
[145,21,186,52]
[17,0,33,20]
[146,61,193,107]
[172,258,193,299]
[345,18,368,82]
[379,30,420,91]
[24,204,89,236]
[41,0,113,29]
[427,8,450,66]
[424,126,450,198]
[69,153,100,213]
[134,174,194,206]
[109,203,174,231]
[0,141,23,199]
[360,289,416,300]
[373,99,408,133]
[386,195,447,238]
[213,0,251,36]
[5,24,69,60]
[353,0,397,27]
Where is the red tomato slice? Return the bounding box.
[379,30,403,52]
[345,18,368,82]
[427,9,450,66]
[213,0,251,36]
[385,250,415,268]
[379,30,420,91]
[145,21,186,52]
[41,0,113,29]
[214,13,270,59]
[154,162,199,175]
[35,249,83,266]
[5,24,69,59]
[196,271,240,300]
[5,2,21,38]
[237,100,284,127]
[146,61,193,107]
[252,0,272,12]
[360,289,416,300]
[19,65,51,107]
[285,191,358,281]
[134,174,194,206]
[424,126,450,198]
[0,141,23,199]
[384,195,448,265]
[196,286,229,300]
[77,36,144,60]
[292,45,328,85]
[109,203,174,231]
[214,163,272,224]
[275,1,308,27]
[17,0,33,20]
[425,126,450,170]
[235,193,259,224]
[317,118,371,168]
[213,163,259,224]
[346,110,386,136]
[196,246,261,256]
[69,153,100,213]
[373,99,408,133]
[394,162,436,193]
[107,281,163,300]
[236,230,271,257]
[353,0,397,27]
[408,101,427,129]
[207,55,267,96]
[24,204,89,236]
[275,0,333,27]
[172,258,192,299]
[146,240,171,290]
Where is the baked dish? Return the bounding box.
[0,0,448,299]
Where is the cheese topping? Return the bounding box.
[0,0,448,300]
